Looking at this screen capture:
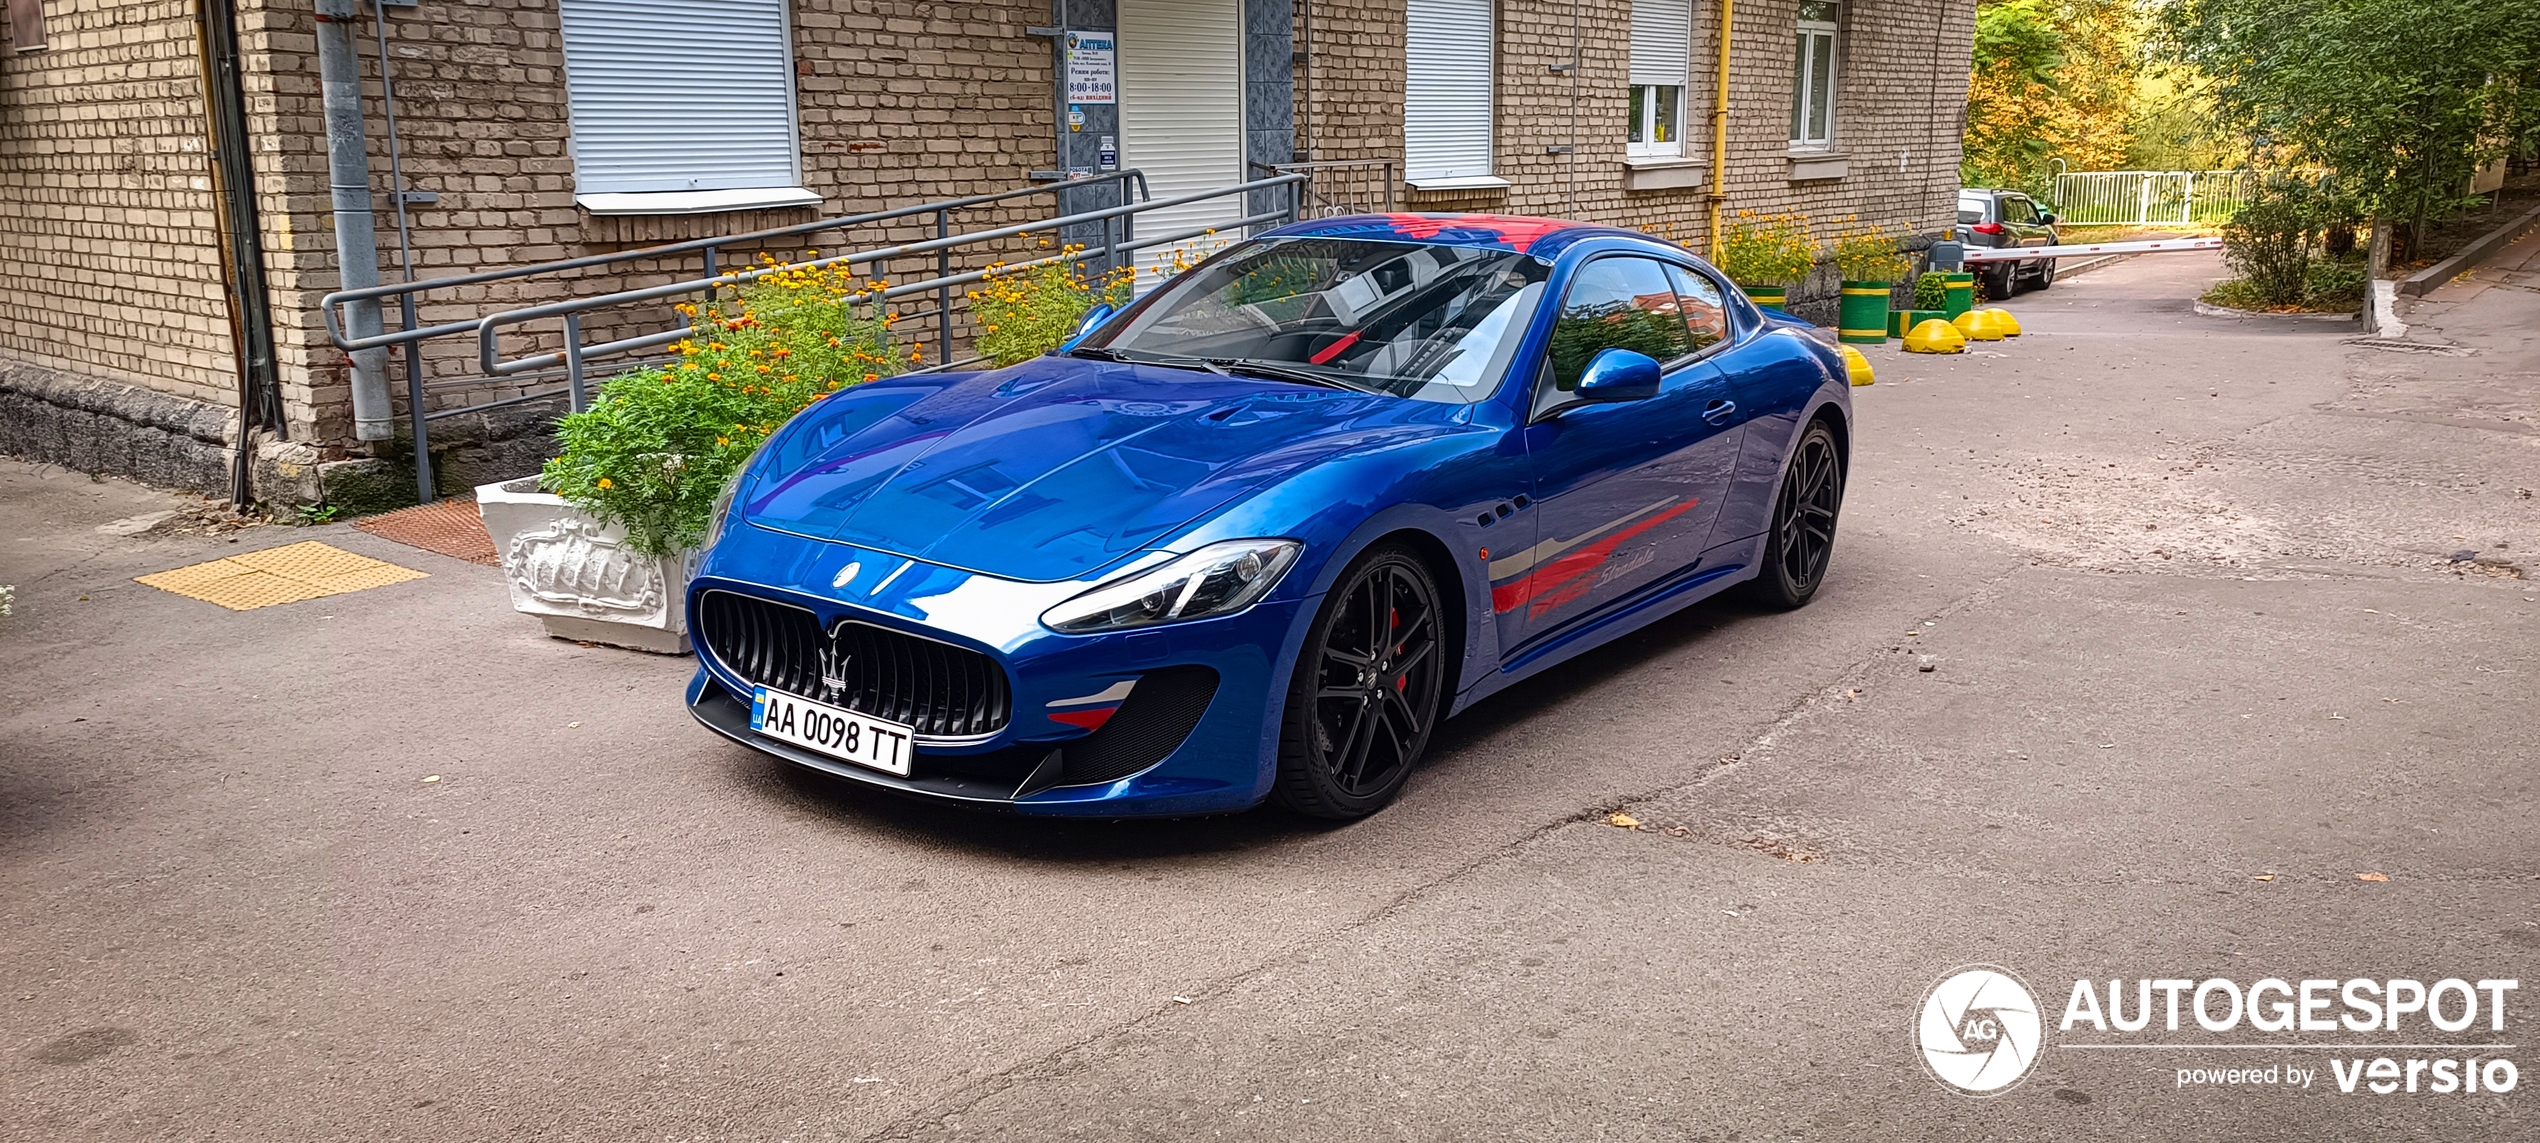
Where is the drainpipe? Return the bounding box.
[314,0,392,441]
[1705,0,1736,256]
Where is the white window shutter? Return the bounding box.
[1630,0,1692,88]
[1405,0,1495,184]
[558,0,802,196]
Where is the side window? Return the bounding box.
[2003,197,2038,224]
[1664,264,1730,351]
[1547,258,1694,391]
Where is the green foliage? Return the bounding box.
[542,259,908,557]
[1964,0,2144,191]
[2154,0,2540,250]
[1829,221,1912,283]
[1913,271,1950,311]
[2206,175,2372,311]
[2302,256,2369,310]
[294,503,341,526]
[1548,307,1689,390]
[2221,183,2323,306]
[968,245,1135,368]
[1713,212,1818,287]
[2217,175,2361,306]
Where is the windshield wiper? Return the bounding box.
[1065,346,1128,362]
[1202,357,1365,392]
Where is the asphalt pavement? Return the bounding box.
[2,249,2535,1140]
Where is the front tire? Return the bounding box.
[1272,543,1447,820]
[1746,420,1845,610]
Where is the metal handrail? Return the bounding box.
[475,177,1302,408]
[320,170,1152,354]
[347,170,1300,502]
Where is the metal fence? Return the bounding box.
[2049,170,2260,226]
[323,170,1308,503]
[1261,159,1399,218]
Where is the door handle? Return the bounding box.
[1703,399,1738,425]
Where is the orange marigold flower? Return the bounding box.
[596,478,613,489]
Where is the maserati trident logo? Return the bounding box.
[817,643,854,699]
[1916,965,2044,1096]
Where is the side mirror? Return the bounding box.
[2038,212,2059,225]
[1573,348,1663,404]
[1056,302,1116,353]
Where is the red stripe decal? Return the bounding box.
[1490,500,1701,617]
[1049,707,1117,731]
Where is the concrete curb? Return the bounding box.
[2192,300,2362,326]
[2399,202,2540,297]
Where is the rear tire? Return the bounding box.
[1744,421,1845,610]
[1272,543,1448,820]
[1982,263,2017,300]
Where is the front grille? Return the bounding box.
[698,590,1011,739]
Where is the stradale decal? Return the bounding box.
[1916,968,2523,1097]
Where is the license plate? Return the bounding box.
[749,687,916,777]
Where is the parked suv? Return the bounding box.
[1957,189,2060,298]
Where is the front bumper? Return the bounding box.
[684,522,1313,817]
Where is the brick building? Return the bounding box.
[0,0,1972,506]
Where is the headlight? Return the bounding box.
[1041,539,1302,633]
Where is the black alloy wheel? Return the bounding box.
[1982,262,2017,301]
[1273,544,1446,819]
[1747,420,1844,609]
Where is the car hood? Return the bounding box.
[740,359,1441,582]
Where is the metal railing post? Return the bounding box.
[1385,163,1397,213]
[402,294,433,503]
[935,209,951,365]
[563,314,587,412]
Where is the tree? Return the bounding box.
[2154,0,2540,260]
[1962,0,2143,193]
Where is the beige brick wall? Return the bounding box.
[0,0,238,409]
[1301,0,1973,264]
[1,0,1971,467]
[233,0,1067,449]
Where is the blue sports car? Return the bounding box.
[685,213,1853,819]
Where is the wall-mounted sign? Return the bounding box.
[1098,135,1118,171]
[1065,31,1116,105]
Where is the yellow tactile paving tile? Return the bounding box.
[135,540,428,612]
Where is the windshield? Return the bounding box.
[1085,238,1552,403]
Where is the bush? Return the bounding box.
[2217,176,2359,308]
[968,246,1134,367]
[1829,220,1912,282]
[1913,271,1949,310]
[1713,212,1817,287]
[2301,255,2368,311]
[541,258,911,557]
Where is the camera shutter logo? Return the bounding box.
[1916,965,2044,1095]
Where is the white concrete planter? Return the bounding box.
[475,478,700,655]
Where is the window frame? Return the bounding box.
[6,0,45,53]
[1789,2,1841,150]
[1628,85,1686,158]
[556,0,816,213]
[1530,254,1739,421]
[1627,0,1691,159]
